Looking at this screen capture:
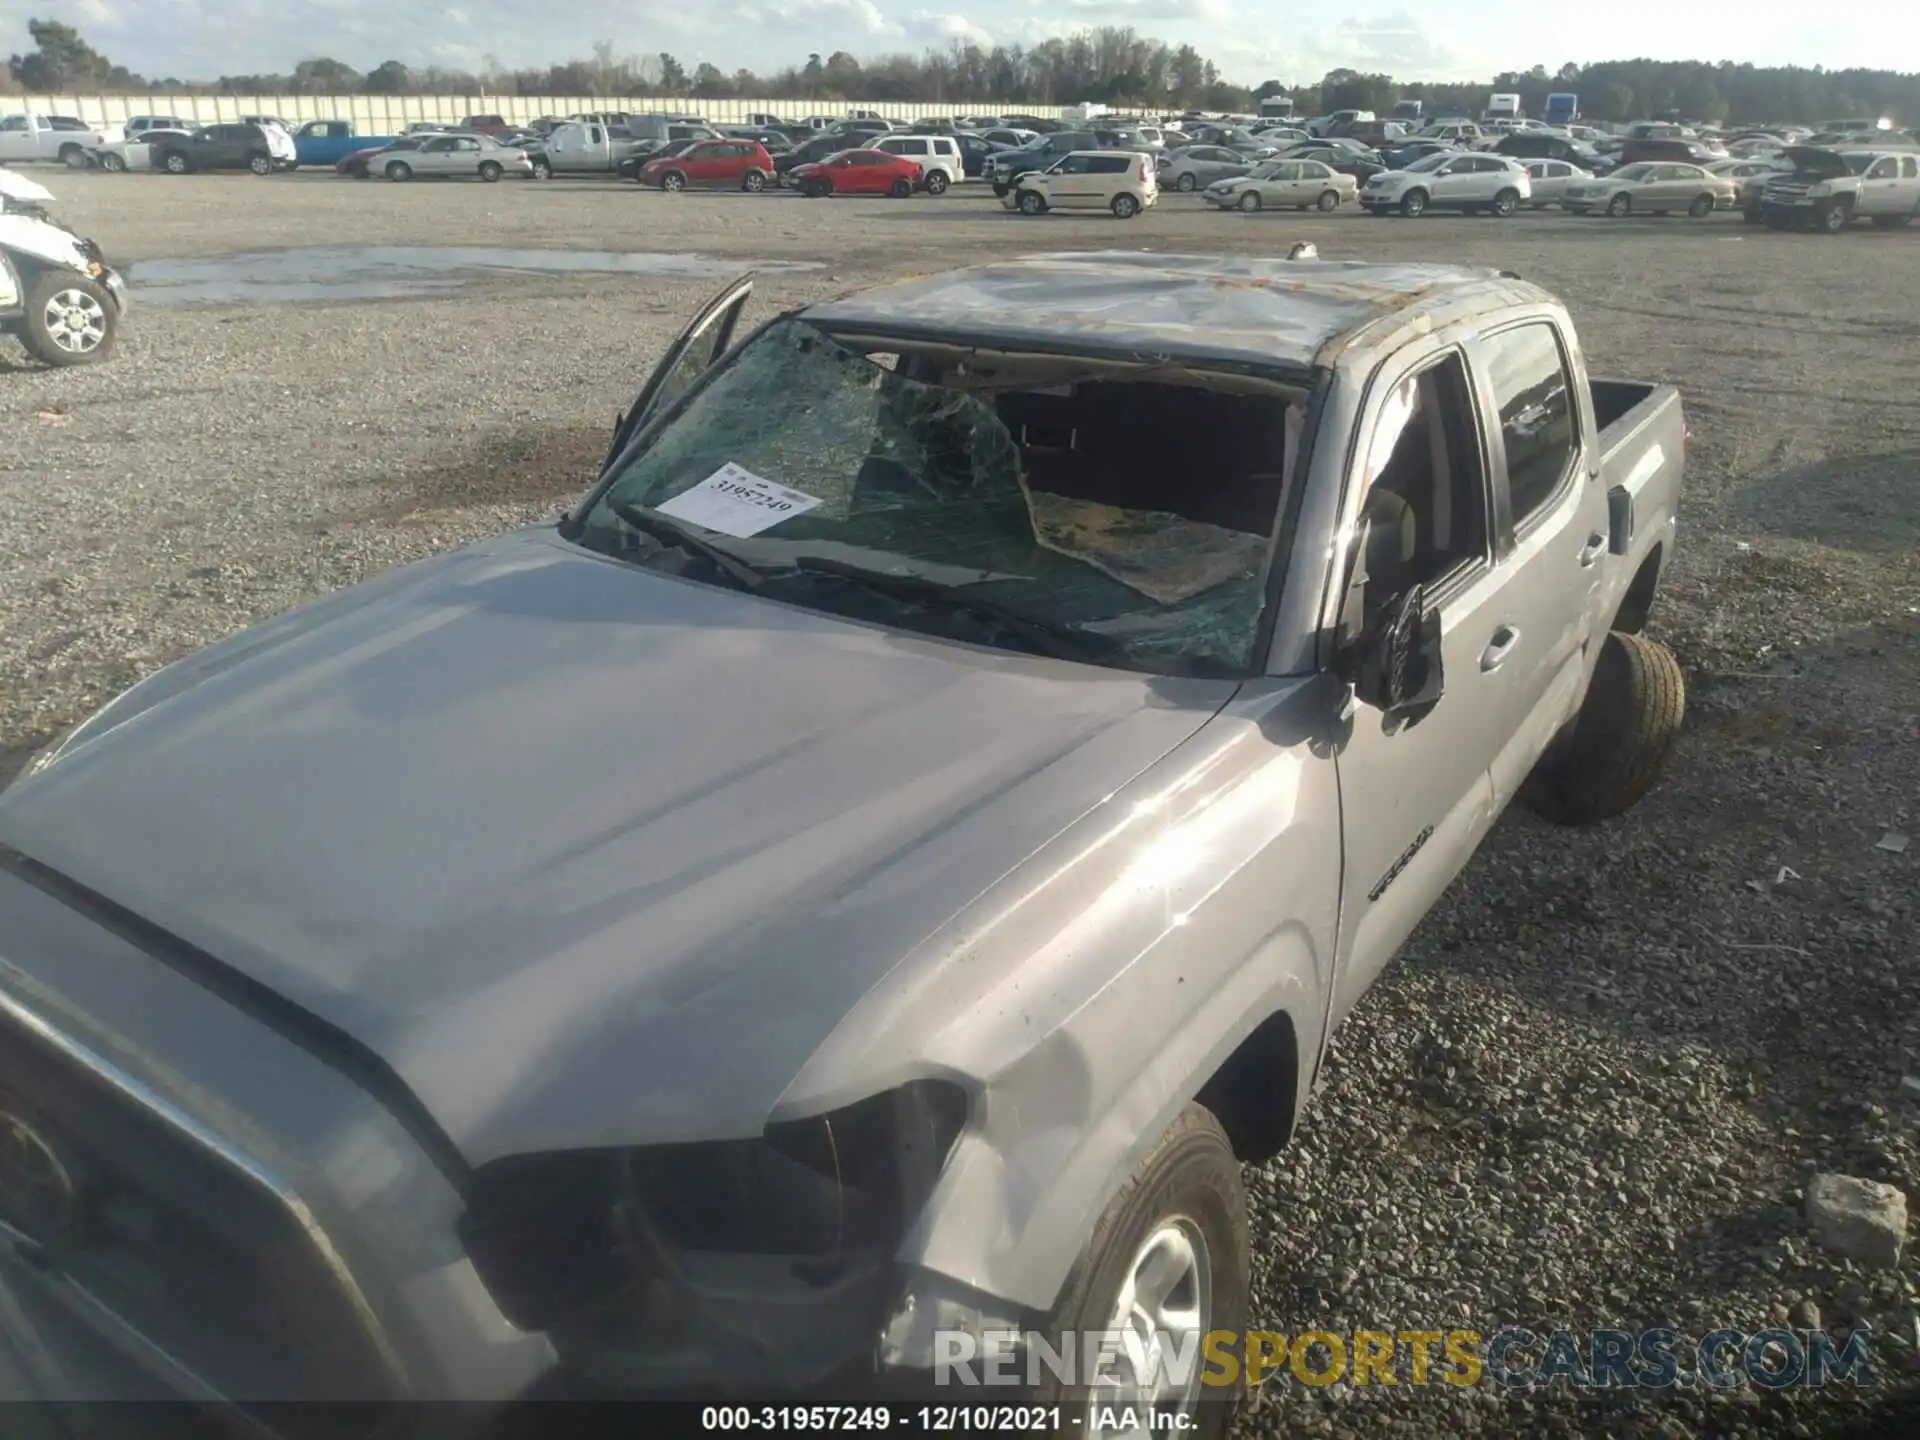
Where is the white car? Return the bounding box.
[125,115,196,136]
[871,134,963,193]
[94,128,194,173]
[1005,150,1158,219]
[1359,151,1531,217]
[1202,158,1357,212]
[380,133,535,182]
[1521,159,1593,207]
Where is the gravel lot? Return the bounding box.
[3,172,1916,1434]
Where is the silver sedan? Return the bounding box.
[1158,145,1256,193]
[380,133,535,182]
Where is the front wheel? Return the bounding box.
[1175,172,1197,192]
[1316,189,1339,211]
[478,161,502,182]
[1520,631,1686,826]
[1818,201,1851,233]
[163,152,190,174]
[1017,189,1047,215]
[530,158,552,179]
[922,169,949,195]
[660,170,687,192]
[1399,189,1428,217]
[1606,192,1631,217]
[248,153,273,176]
[1687,193,1713,218]
[742,169,767,192]
[1027,1106,1247,1440]
[1491,188,1519,217]
[98,151,127,173]
[385,161,412,181]
[19,273,118,367]
[1237,190,1261,212]
[1111,193,1140,219]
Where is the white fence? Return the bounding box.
[0,94,1069,128]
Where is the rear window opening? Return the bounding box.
[582,321,1315,676]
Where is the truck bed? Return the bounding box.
[1589,376,1685,615]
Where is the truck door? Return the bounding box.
[1323,347,1501,1031]
[1461,317,1612,807]
[0,115,28,162]
[1860,155,1900,215]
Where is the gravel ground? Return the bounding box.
[2,173,1916,1433]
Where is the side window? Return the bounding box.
[1868,158,1896,180]
[902,139,928,155]
[1089,155,1130,174]
[1355,353,1490,609]
[0,116,26,132]
[1903,157,1919,180]
[1476,323,1579,528]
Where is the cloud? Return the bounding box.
[1060,0,1226,15]
[909,11,996,47]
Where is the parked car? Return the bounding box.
[773,132,854,181]
[1005,150,1158,218]
[292,121,399,169]
[1708,157,1790,218]
[150,123,289,175]
[337,136,430,178]
[380,134,535,183]
[953,133,1008,178]
[0,165,127,366]
[1560,162,1735,217]
[93,128,192,173]
[1383,139,1459,169]
[624,116,723,154]
[789,148,926,198]
[1202,158,1356,212]
[980,127,1037,149]
[720,128,794,155]
[238,114,296,137]
[1520,159,1593,207]
[637,139,776,192]
[1495,133,1606,170]
[125,115,195,136]
[0,249,1686,1424]
[1758,148,1920,231]
[1159,144,1255,192]
[1285,146,1387,184]
[0,113,123,168]
[1618,138,1724,167]
[1416,119,1486,145]
[989,132,1102,192]
[460,114,510,135]
[1359,151,1531,216]
[533,121,650,177]
[870,134,963,193]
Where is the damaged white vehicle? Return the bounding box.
[0,166,127,366]
[0,253,1687,1432]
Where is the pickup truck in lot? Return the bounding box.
[0,113,123,168]
[1758,146,1920,231]
[0,252,1685,1430]
[291,120,399,169]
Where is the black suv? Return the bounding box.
[989,131,1105,192]
[151,123,281,175]
[1494,133,1604,168]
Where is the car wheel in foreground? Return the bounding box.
[1236,190,1261,212]
[530,158,551,179]
[478,161,503,182]
[1491,188,1519,217]
[99,151,127,173]
[1111,193,1141,219]
[1017,189,1047,215]
[1606,192,1631,217]
[1521,630,1686,826]
[661,170,687,192]
[385,161,412,181]
[164,152,190,174]
[1176,172,1197,192]
[922,170,949,195]
[1317,189,1339,211]
[1818,202,1850,233]
[19,273,117,367]
[249,154,273,175]
[889,177,913,198]
[1028,1105,1246,1440]
[1399,189,1428,217]
[1687,193,1713,218]
[59,145,89,169]
[742,169,767,192]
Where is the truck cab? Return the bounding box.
[1760,147,1920,231]
[0,113,121,168]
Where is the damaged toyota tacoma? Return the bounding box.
[0,251,1686,1431]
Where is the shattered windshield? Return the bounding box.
[581,320,1309,677]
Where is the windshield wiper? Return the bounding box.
[790,555,1112,665]
[607,498,766,591]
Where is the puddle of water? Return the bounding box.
[129,246,823,305]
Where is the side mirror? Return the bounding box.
[1338,573,1445,724]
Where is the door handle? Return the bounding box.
[1480,626,1521,672]
[1577,533,1607,567]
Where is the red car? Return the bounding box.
[788,148,926,198]
[638,139,777,192]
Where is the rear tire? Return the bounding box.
[1687,193,1713,218]
[19,272,117,367]
[59,144,89,169]
[1491,188,1519,217]
[889,177,913,198]
[922,169,948,195]
[1316,189,1339,211]
[248,153,273,175]
[1111,193,1140,219]
[1521,631,1686,826]
[1176,172,1197,192]
[478,161,502,182]
[1026,1105,1246,1440]
[742,169,767,192]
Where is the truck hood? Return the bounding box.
[0,529,1233,1164]
[1778,146,1851,178]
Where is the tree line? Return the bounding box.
[7,18,1918,124]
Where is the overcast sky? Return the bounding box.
[6,1,1913,85]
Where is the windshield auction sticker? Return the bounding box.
[655,463,823,537]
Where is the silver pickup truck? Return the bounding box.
[0,252,1685,1429]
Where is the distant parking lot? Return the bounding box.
[3,169,1916,1437]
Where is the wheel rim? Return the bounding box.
[166,155,186,173]
[103,154,125,172]
[1318,192,1336,210]
[251,157,269,173]
[1088,1218,1211,1435]
[43,288,108,354]
[1021,192,1043,213]
[1610,196,1628,215]
[1496,194,1515,215]
[1177,174,1195,191]
[1406,195,1424,215]
[664,174,684,190]
[1239,193,1259,211]
[745,172,764,190]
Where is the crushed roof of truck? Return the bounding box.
[800,251,1532,370]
